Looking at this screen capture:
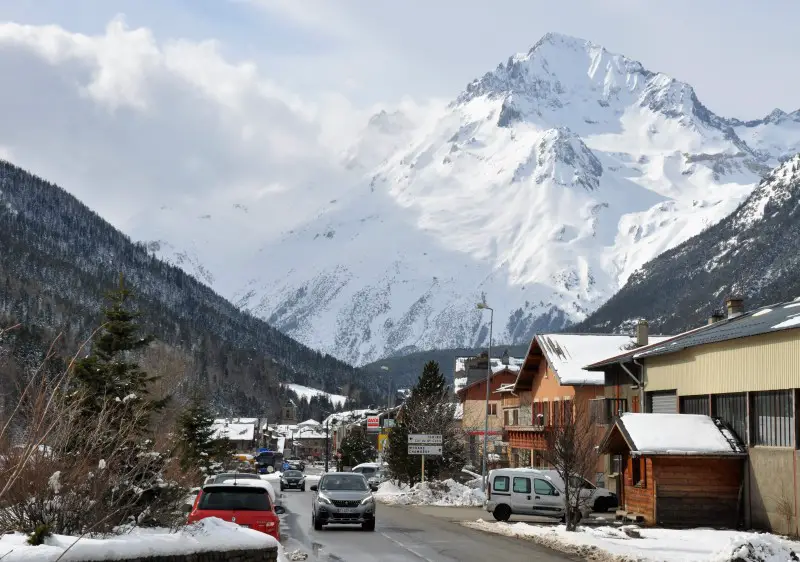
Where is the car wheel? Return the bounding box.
[301,485,305,492]
[280,485,284,492]
[362,520,376,531]
[492,505,511,522]
[313,513,323,531]
[593,497,608,512]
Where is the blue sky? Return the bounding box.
[2,0,798,117]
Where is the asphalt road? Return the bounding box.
[277,480,572,562]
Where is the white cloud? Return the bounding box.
[0,15,361,233]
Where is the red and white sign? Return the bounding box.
[367,416,380,432]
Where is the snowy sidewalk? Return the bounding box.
[464,519,800,562]
[374,479,486,507]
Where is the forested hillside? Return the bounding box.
[0,160,384,415]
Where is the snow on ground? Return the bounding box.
[284,383,347,407]
[375,479,486,507]
[0,518,281,561]
[463,520,800,562]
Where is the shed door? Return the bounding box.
[648,391,677,414]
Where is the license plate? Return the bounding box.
[337,508,355,513]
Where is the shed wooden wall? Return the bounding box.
[623,456,655,521]
[653,457,743,528]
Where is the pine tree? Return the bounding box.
[177,400,216,473]
[410,360,447,401]
[70,274,168,451]
[339,427,377,467]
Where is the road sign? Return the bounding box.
[367,416,380,432]
[408,434,443,444]
[408,445,442,455]
[383,419,395,428]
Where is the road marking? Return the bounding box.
[380,532,438,562]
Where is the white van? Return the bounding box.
[485,468,592,522]
[543,470,618,513]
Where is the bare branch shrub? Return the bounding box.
[541,399,601,531]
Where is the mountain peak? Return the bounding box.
[455,32,650,107]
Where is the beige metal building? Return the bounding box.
[587,297,800,532]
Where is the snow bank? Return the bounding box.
[0,517,279,561]
[375,479,486,507]
[463,520,800,562]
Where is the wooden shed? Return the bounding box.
[599,413,746,528]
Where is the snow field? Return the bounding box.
[375,479,486,507]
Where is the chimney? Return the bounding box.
[708,311,725,324]
[726,296,744,319]
[501,349,510,365]
[636,319,649,347]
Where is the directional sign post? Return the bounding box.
[408,434,443,484]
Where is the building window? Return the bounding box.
[487,403,498,416]
[611,454,623,474]
[504,408,520,426]
[631,457,646,487]
[533,401,549,426]
[680,395,709,416]
[712,392,747,444]
[750,390,794,447]
[590,398,628,425]
[563,399,573,424]
[553,400,562,427]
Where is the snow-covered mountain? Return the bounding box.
[148,32,800,365]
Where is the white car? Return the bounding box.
[485,468,593,522]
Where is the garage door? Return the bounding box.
[648,391,677,414]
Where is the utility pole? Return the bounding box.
[324,418,329,473]
[477,300,494,493]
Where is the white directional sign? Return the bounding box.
[408,445,442,455]
[408,434,443,444]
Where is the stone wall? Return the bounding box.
[107,547,279,562]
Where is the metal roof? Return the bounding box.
[633,298,800,360]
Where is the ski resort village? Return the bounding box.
[2,2,800,561]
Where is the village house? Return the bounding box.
[507,330,671,487]
[586,296,800,533]
[211,418,257,452]
[455,352,523,468]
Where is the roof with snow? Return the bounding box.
[211,420,255,442]
[515,334,672,388]
[298,418,322,427]
[630,298,800,360]
[322,409,375,428]
[453,402,463,420]
[600,413,746,457]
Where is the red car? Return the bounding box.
[188,483,285,540]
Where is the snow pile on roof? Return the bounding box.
[454,376,468,393]
[211,419,255,441]
[322,409,375,427]
[375,479,485,507]
[538,334,671,385]
[294,428,327,440]
[463,520,800,562]
[283,383,347,407]
[620,413,743,455]
[455,356,524,375]
[495,383,515,394]
[298,418,322,427]
[454,402,464,420]
[0,518,279,561]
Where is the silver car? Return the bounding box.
[310,473,376,531]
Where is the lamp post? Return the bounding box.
[477,301,494,493]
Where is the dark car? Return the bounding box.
[280,470,306,491]
[286,458,305,471]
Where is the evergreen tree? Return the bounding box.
[410,360,447,401]
[339,427,377,466]
[177,399,216,473]
[385,359,465,484]
[69,274,168,452]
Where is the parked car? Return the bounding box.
[285,458,306,471]
[280,469,307,492]
[542,470,618,512]
[485,468,592,523]
[188,482,285,540]
[310,473,376,531]
[205,472,277,506]
[366,468,388,491]
[351,462,381,478]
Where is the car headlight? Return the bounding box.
[318,494,332,505]
[360,496,374,505]
[281,478,287,483]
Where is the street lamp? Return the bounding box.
[476,300,494,493]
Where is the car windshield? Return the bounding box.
[320,474,369,491]
[358,467,376,475]
[284,470,302,478]
[199,486,271,511]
